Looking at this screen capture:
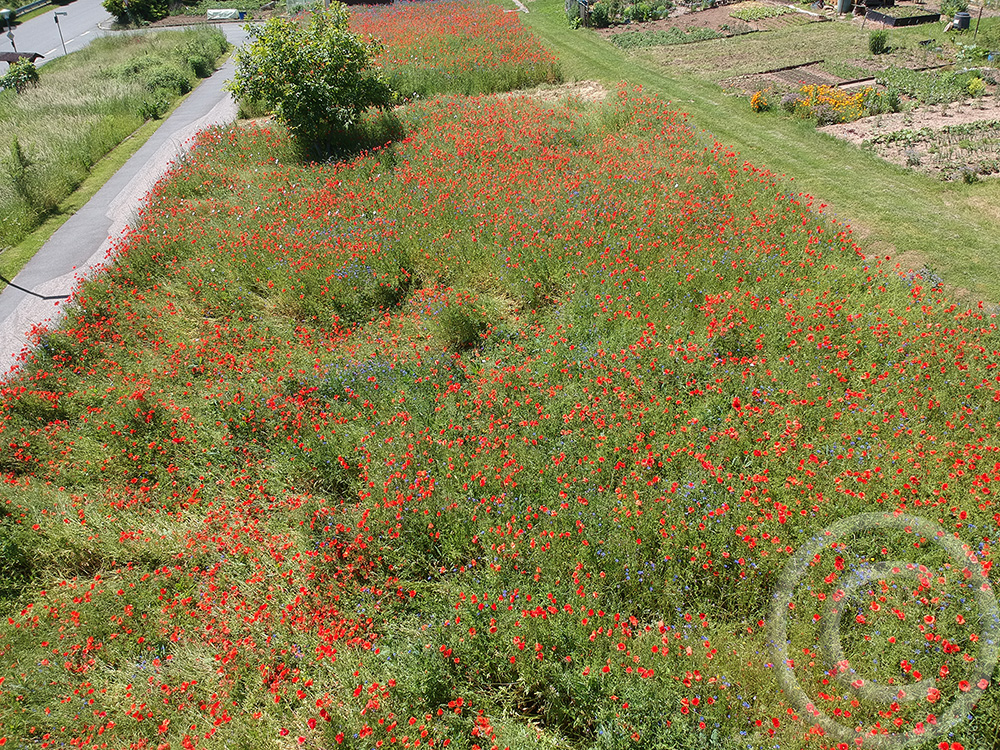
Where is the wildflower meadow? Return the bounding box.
[349,0,561,98]
[0,3,998,750]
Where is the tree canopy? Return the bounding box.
[228,6,396,146]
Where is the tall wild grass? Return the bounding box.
[0,27,229,251]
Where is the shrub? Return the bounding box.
[0,58,39,93]
[139,62,192,94]
[566,0,582,26]
[588,1,610,27]
[227,5,396,146]
[185,52,213,78]
[138,95,170,120]
[968,76,986,97]
[869,29,888,55]
[102,0,169,24]
[632,1,654,21]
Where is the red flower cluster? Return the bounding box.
[350,0,561,97]
[0,74,996,750]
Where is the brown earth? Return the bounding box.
[819,93,1000,180]
[821,95,1000,147]
[516,80,611,103]
[595,0,826,37]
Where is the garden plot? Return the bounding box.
[725,60,848,94]
[821,96,1000,179]
[599,0,822,48]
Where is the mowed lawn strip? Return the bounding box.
[522,0,1000,301]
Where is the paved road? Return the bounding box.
[0,21,251,379]
[3,0,112,64]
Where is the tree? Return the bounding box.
[227,6,396,148]
[102,0,169,26]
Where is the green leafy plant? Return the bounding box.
[631,1,655,21]
[875,66,980,104]
[588,1,611,26]
[730,3,792,21]
[653,0,673,18]
[566,0,582,26]
[750,89,771,112]
[868,29,888,55]
[227,5,396,148]
[0,58,39,93]
[941,0,969,15]
[608,25,722,47]
[961,166,980,182]
[137,95,170,120]
[102,0,169,25]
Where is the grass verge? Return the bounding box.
[0,26,229,252]
[0,90,190,282]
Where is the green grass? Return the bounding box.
[608,26,725,49]
[8,0,62,25]
[729,2,793,21]
[0,90,192,283]
[521,0,1000,302]
[0,27,229,252]
[642,19,867,80]
[4,5,1000,749]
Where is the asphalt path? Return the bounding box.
[0,19,251,379]
[2,0,112,64]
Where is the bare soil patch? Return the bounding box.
[820,95,1000,180]
[596,0,823,37]
[501,80,610,104]
[525,80,610,103]
[726,60,843,93]
[821,97,1000,147]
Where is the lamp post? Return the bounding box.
[54,11,67,55]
